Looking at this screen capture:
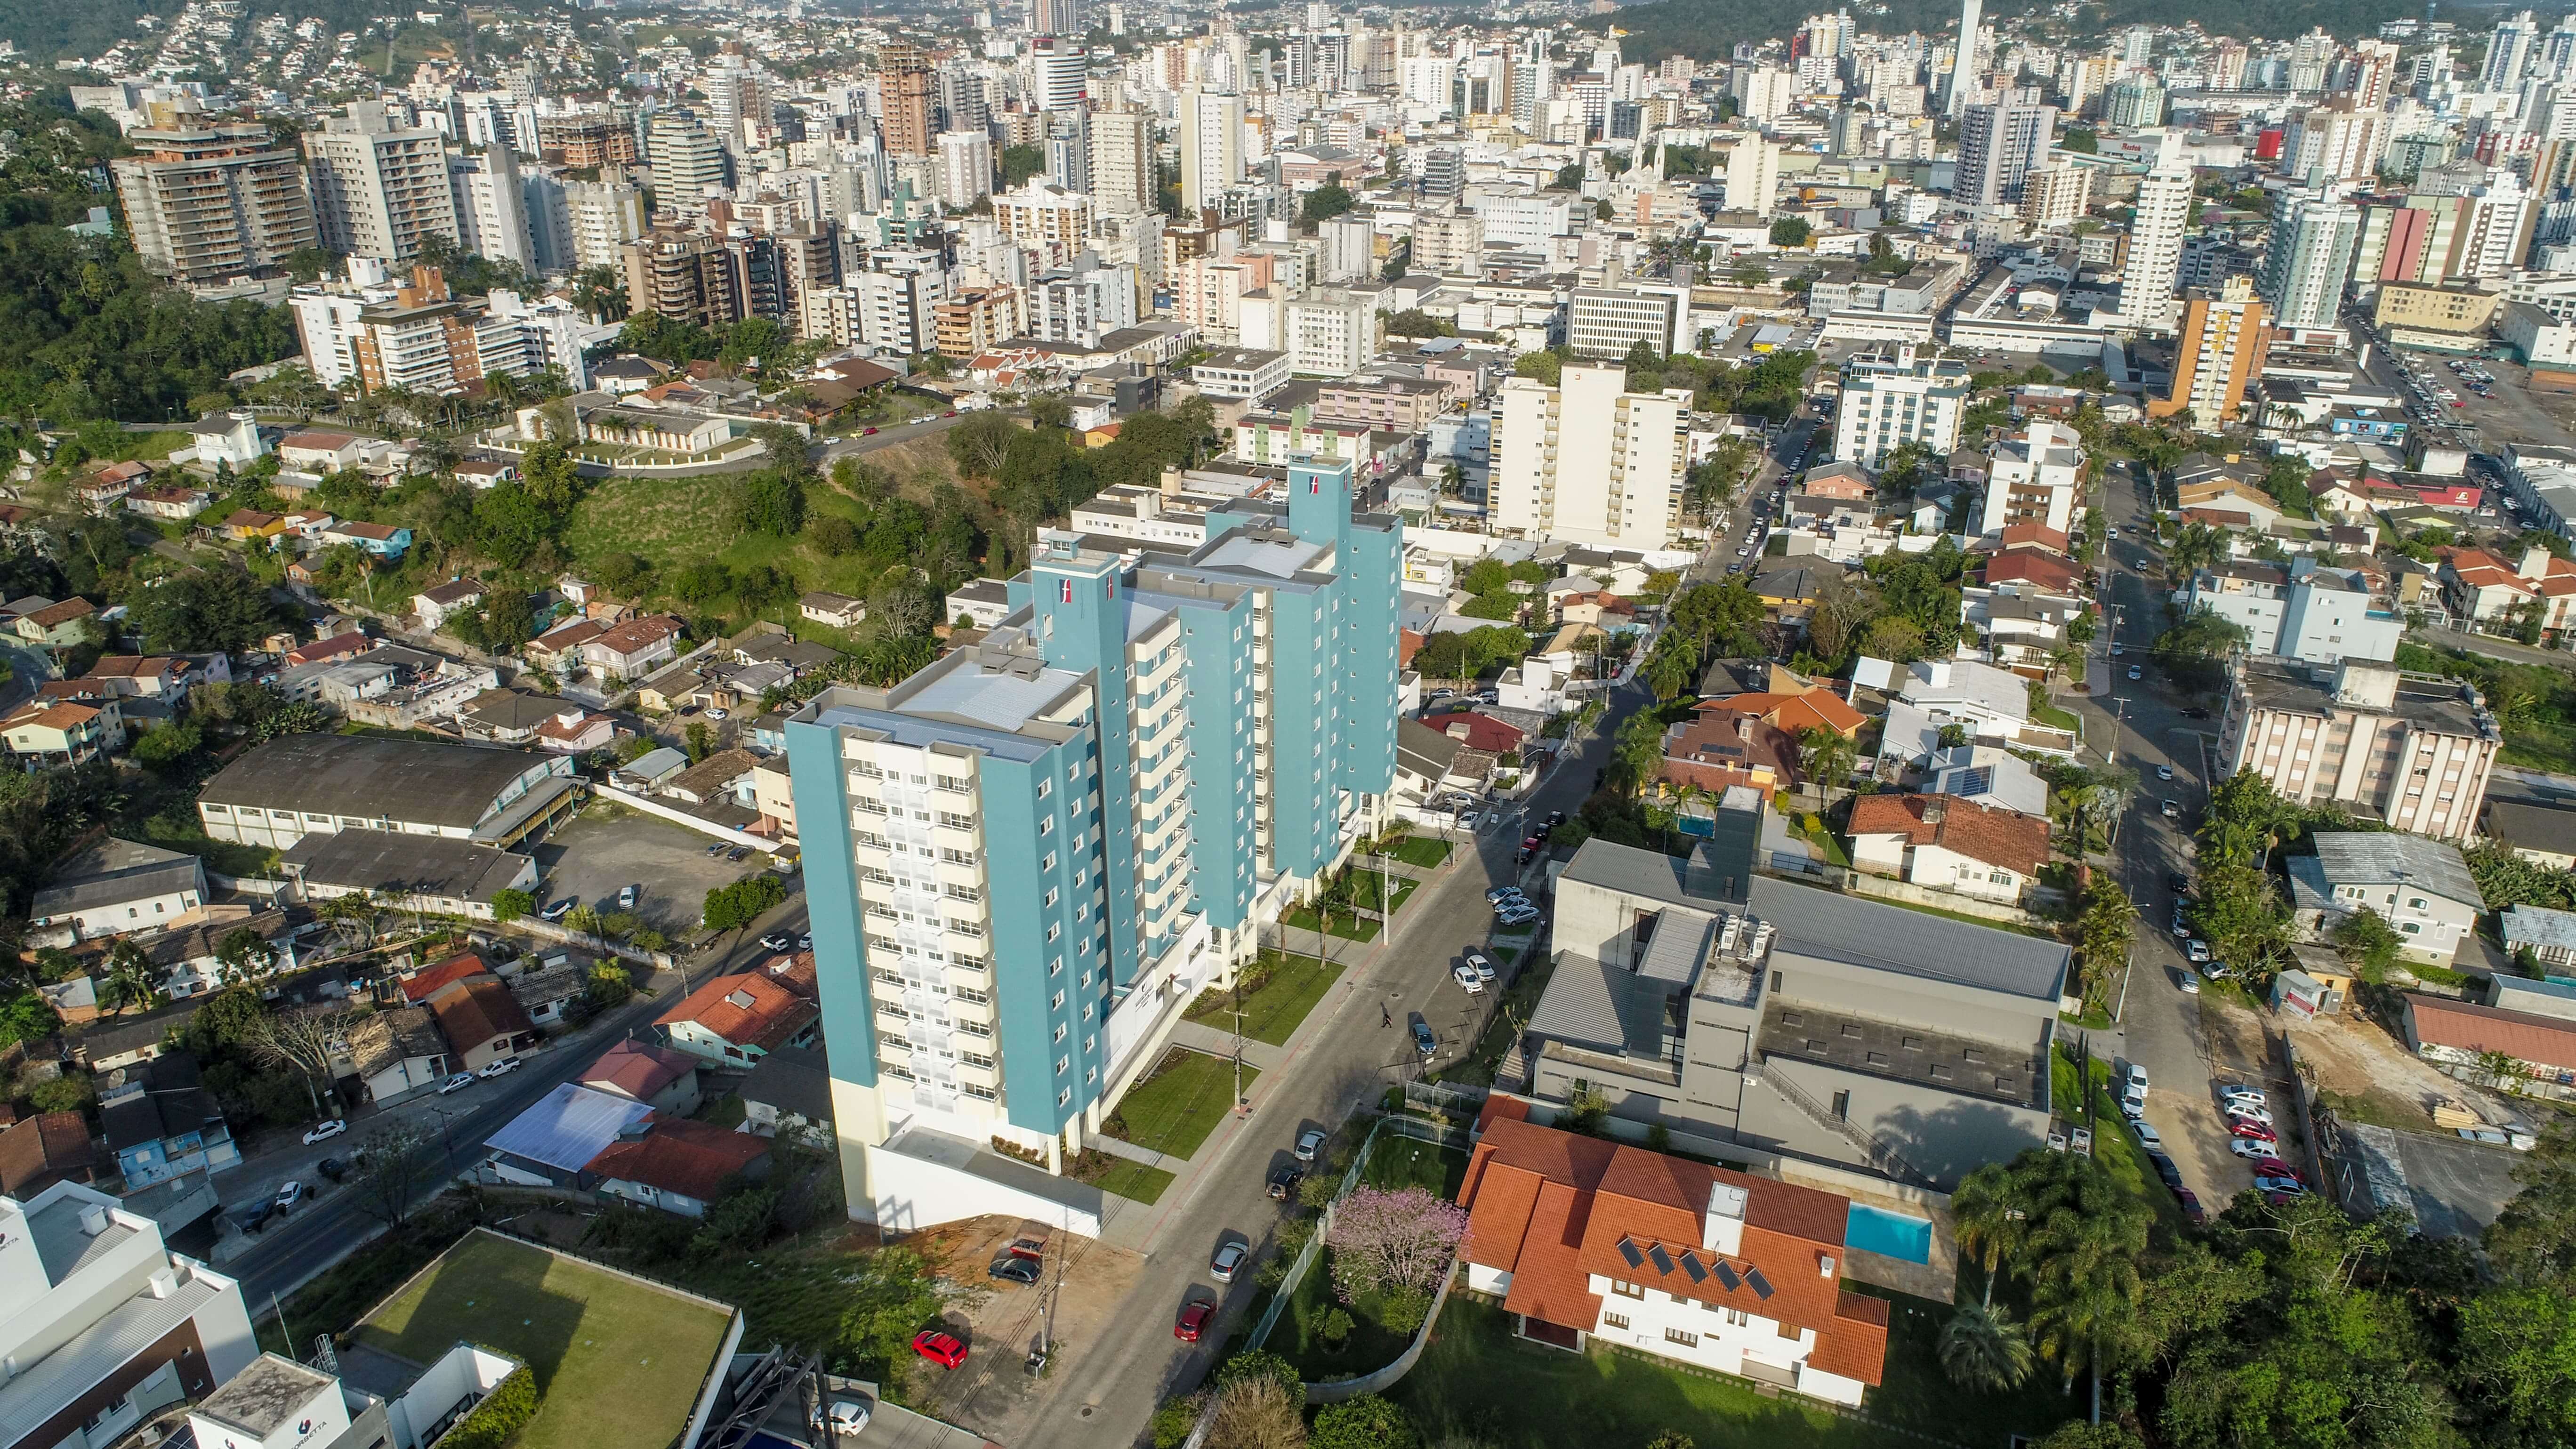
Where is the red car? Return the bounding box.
[2174,1188,2206,1227]
[862,427,880,435]
[2254,1159,2301,1183]
[912,1330,969,1369]
[1175,1299,1216,1342]
[2230,1119,2277,1143]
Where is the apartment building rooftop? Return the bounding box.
[2233,656,2496,741]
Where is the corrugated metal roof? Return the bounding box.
[0,1272,227,1442]
[481,1083,653,1174]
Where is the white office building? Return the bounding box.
[1490,363,1691,550]
[1831,346,1971,467]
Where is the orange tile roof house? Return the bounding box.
[657,958,821,1064]
[14,596,97,648]
[398,951,496,1005]
[2440,545,2576,636]
[585,1117,772,1217]
[427,977,540,1071]
[2402,994,2576,1095]
[1456,1104,1890,1406]
[1846,793,2052,907]
[580,1041,704,1117]
[1657,706,1802,801]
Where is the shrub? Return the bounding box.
[1149,1395,1204,1449]
[436,1365,535,1449]
[1320,1306,1355,1349]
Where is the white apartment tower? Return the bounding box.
[447,149,533,270]
[1087,107,1154,216]
[1831,345,1972,466]
[2120,130,2195,331]
[303,100,457,264]
[1490,364,1691,550]
[1180,89,1244,213]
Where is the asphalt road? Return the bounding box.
[2077,461,2259,1209]
[222,897,811,1312]
[1691,413,1822,586]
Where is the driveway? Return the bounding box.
[529,808,782,938]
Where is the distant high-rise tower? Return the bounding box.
[879,43,936,157]
[2121,130,2195,331]
[1953,100,2054,206]
[1946,0,1983,118]
[1031,0,1080,34]
[2257,186,2364,330]
[1086,106,1152,216]
[2484,10,2541,93]
[1178,87,1242,212]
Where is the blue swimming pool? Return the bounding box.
[1844,1203,1933,1264]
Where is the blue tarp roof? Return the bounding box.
[483,1082,653,1173]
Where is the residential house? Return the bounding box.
[504,957,589,1030]
[799,592,867,629]
[581,614,684,680]
[947,579,1014,630]
[125,484,214,521]
[1394,717,1490,820]
[662,749,761,807]
[78,459,152,508]
[427,978,541,1071]
[142,910,305,1000]
[279,430,367,472]
[1454,1104,1890,1407]
[3,698,125,768]
[322,520,412,559]
[99,1052,241,1188]
[2403,993,2576,1100]
[612,746,688,791]
[180,411,266,467]
[656,955,821,1065]
[1845,794,2053,905]
[584,1118,772,1218]
[14,597,97,649]
[739,1044,832,1145]
[344,1004,451,1104]
[1924,743,2051,816]
[1959,583,2088,676]
[2174,469,2289,532]
[2502,904,2576,972]
[27,838,209,943]
[1876,657,2077,766]
[580,1040,703,1116]
[217,509,288,544]
[2286,831,2485,965]
[534,707,616,754]
[453,459,516,489]
[0,1111,104,1197]
[2440,545,2576,638]
[80,654,211,703]
[413,580,489,632]
[480,1082,655,1189]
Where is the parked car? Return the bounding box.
[2175,1187,2206,1225]
[235,1199,279,1234]
[2230,1119,2279,1144]
[618,885,639,910]
[2229,1137,2279,1160]
[1452,963,1485,993]
[2180,973,2201,996]
[2157,765,2174,781]
[2168,871,2190,894]
[2131,1121,2164,1151]
[1211,1241,1249,1283]
[988,1254,1041,1286]
[1295,1127,1328,1162]
[303,1119,348,1145]
[1497,905,1540,927]
[814,1399,873,1436]
[438,1071,475,1095]
[1483,886,1524,905]
[316,1157,347,1182]
[479,1057,522,1079]
[2224,1103,2277,1127]
[705,842,727,857]
[2185,939,2212,964]
[275,1181,306,1209]
[1410,1014,1438,1059]
[1175,1298,1216,1342]
[1465,949,1496,984]
[911,1331,969,1369]
[728,845,753,861]
[2161,799,2182,820]
[2147,1152,2185,1189]
[1267,1165,1306,1200]
[540,897,576,921]
[2219,1084,2269,1108]
[759,933,793,951]
[2254,1175,2308,1196]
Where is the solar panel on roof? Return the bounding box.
[1679,1251,1708,1283]
[1618,1239,1645,1269]
[1714,1260,1740,1291]
[1647,1244,1674,1275]
[1744,1267,1775,1299]
[1953,765,1992,797]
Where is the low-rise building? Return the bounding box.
[426,978,540,1072]
[412,579,488,632]
[2404,993,2576,1100]
[2185,559,2402,666]
[2501,904,2576,972]
[279,830,539,922]
[1845,793,2052,905]
[196,734,580,852]
[656,956,821,1065]
[345,1004,451,1104]
[100,1053,240,1188]
[27,839,209,944]
[580,1041,703,1117]
[2483,795,2576,869]
[2286,831,2485,965]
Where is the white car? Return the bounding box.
[2131,1121,2164,1152]
[275,1181,306,1208]
[1452,964,1485,994]
[2127,1064,2150,1094]
[1465,949,1497,984]
[438,1071,476,1095]
[2180,973,2201,995]
[2219,1085,2268,1108]
[2228,1137,2280,1160]
[479,1057,523,1078]
[2224,1103,2277,1127]
[814,1399,873,1436]
[2157,765,2174,781]
[302,1119,347,1145]
[2185,939,2213,964]
[2127,665,2144,681]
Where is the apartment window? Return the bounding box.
[1778,1320,1802,1340]
[1725,1308,1750,1328]
[1051,990,1066,1011]
[1056,1087,1071,1106]
[1663,1328,1700,1349]
[1610,1279,1646,1299]
[1602,1311,1632,1330]
[1056,1055,1070,1077]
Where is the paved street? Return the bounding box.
[2074,459,2262,1209]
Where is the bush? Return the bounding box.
[1150,1395,1204,1449]
[438,1365,536,1449]
[1320,1306,1355,1349]
[1376,1283,1433,1336]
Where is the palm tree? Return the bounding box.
[1797,726,1858,795]
[1939,1302,2036,1393]
[316,890,380,951]
[1948,1159,2040,1306]
[100,941,162,1015]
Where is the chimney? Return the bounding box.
[1734,715,1754,742]
[149,1267,179,1299]
[1921,797,1947,826]
[2522,546,2554,581]
[1703,1181,1748,1256]
[77,1205,109,1237]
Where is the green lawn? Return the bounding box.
[1281,904,1382,941]
[2032,703,2084,735]
[1396,1296,2083,1449]
[1188,950,1347,1046]
[1071,1151,1177,1206]
[1351,874,1418,915]
[1102,1048,1254,1162]
[1385,835,1454,869]
[1359,1135,1471,1198]
[2051,1047,2182,1233]
[355,1232,735,1449]
[559,471,897,614]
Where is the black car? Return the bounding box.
[316,1157,348,1182]
[2147,1151,2185,1190]
[1268,1165,1306,1200]
[988,1254,1042,1286]
[1410,1014,1438,1059]
[2167,872,2190,894]
[2181,706,2212,720]
[234,1199,279,1234]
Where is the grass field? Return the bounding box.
[1087,1156,1177,1204]
[1280,904,1382,941]
[1188,950,1346,1046]
[1384,835,1454,869]
[355,1232,734,1449]
[1102,1048,1253,1162]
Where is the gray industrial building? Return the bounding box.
[1521,798,2069,1190]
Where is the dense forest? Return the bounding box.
[0,101,299,426]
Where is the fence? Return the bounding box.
[1242,1113,1469,1355]
[507,916,677,972]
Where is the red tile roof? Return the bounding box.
[22,598,95,628]
[1695,689,1867,738]
[1846,793,2052,876]
[2445,546,2576,600]
[0,1110,101,1195]
[2406,993,2576,1069]
[581,1041,701,1102]
[287,633,371,666]
[1424,712,1527,752]
[584,1117,770,1202]
[400,952,494,1004]
[1458,1115,1886,1385]
[427,977,535,1050]
[658,967,818,1050]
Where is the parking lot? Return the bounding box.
[2383,343,2576,451]
[902,1214,1146,1446]
[530,808,778,936]
[2394,1129,2523,1240]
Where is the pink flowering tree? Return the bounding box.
[1327,1185,1469,1303]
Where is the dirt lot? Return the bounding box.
[902,1214,1146,1446]
[2287,1005,2508,1132]
[531,807,774,937]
